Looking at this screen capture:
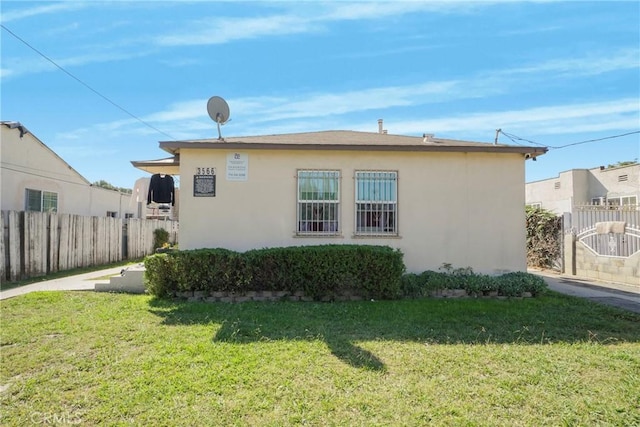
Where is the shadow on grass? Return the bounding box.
[148,292,640,371]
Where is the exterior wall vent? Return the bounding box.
[554,182,561,190]
[618,174,629,182]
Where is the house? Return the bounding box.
[132,127,546,274]
[525,163,639,216]
[1,121,134,217]
[526,164,639,286]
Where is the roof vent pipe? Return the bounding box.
[423,133,434,143]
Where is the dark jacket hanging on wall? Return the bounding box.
[148,174,175,206]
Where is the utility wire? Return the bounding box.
[499,129,640,150]
[549,130,640,149]
[1,24,177,141]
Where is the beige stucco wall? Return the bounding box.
[593,164,640,200]
[525,169,584,214]
[526,164,640,213]
[178,147,527,274]
[1,125,133,217]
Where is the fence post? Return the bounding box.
[0,211,6,283]
[564,232,576,276]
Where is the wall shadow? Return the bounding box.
[148,294,640,370]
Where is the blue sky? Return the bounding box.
[1,1,639,189]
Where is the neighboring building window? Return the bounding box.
[355,171,398,236]
[554,182,561,190]
[25,189,58,212]
[618,174,629,182]
[107,211,117,218]
[621,196,637,206]
[125,213,134,219]
[608,196,637,207]
[591,197,605,206]
[297,170,340,235]
[528,203,542,209]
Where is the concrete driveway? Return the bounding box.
[529,269,640,314]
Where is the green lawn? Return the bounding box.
[1,292,639,426]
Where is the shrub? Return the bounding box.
[399,265,548,298]
[170,249,249,293]
[526,206,562,269]
[496,272,548,296]
[144,253,176,298]
[152,228,170,250]
[144,245,405,300]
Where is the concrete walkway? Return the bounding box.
[0,266,125,300]
[529,269,640,314]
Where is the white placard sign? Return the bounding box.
[226,152,248,181]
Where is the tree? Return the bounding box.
[92,180,132,194]
[526,206,562,269]
[606,159,638,168]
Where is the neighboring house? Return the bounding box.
[132,128,546,274]
[526,164,640,215]
[526,163,639,286]
[1,121,134,217]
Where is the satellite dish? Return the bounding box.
[207,96,230,140]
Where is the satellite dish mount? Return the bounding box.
[206,96,230,141]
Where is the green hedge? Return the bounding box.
[400,270,548,298]
[144,245,405,300]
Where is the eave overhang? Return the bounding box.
[130,156,180,175]
[158,140,548,159]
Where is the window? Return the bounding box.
[618,174,629,182]
[554,182,561,190]
[297,170,340,235]
[355,171,398,236]
[25,189,58,212]
[528,203,542,209]
[106,211,117,218]
[608,196,637,207]
[125,213,134,219]
[621,196,637,206]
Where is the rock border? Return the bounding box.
[171,289,534,303]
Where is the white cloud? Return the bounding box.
[153,1,481,47]
[1,48,157,79]
[377,98,640,138]
[155,15,318,47]
[0,3,87,23]
[501,48,640,77]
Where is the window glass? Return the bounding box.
[42,191,58,213]
[25,189,58,212]
[25,189,42,211]
[355,171,398,235]
[297,170,340,235]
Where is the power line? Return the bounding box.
[499,129,640,150]
[1,24,177,141]
[550,131,640,149]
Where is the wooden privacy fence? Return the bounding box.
[0,210,178,283]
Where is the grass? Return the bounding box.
[1,292,639,426]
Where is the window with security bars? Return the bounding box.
[297,170,340,235]
[25,189,58,212]
[355,171,397,235]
